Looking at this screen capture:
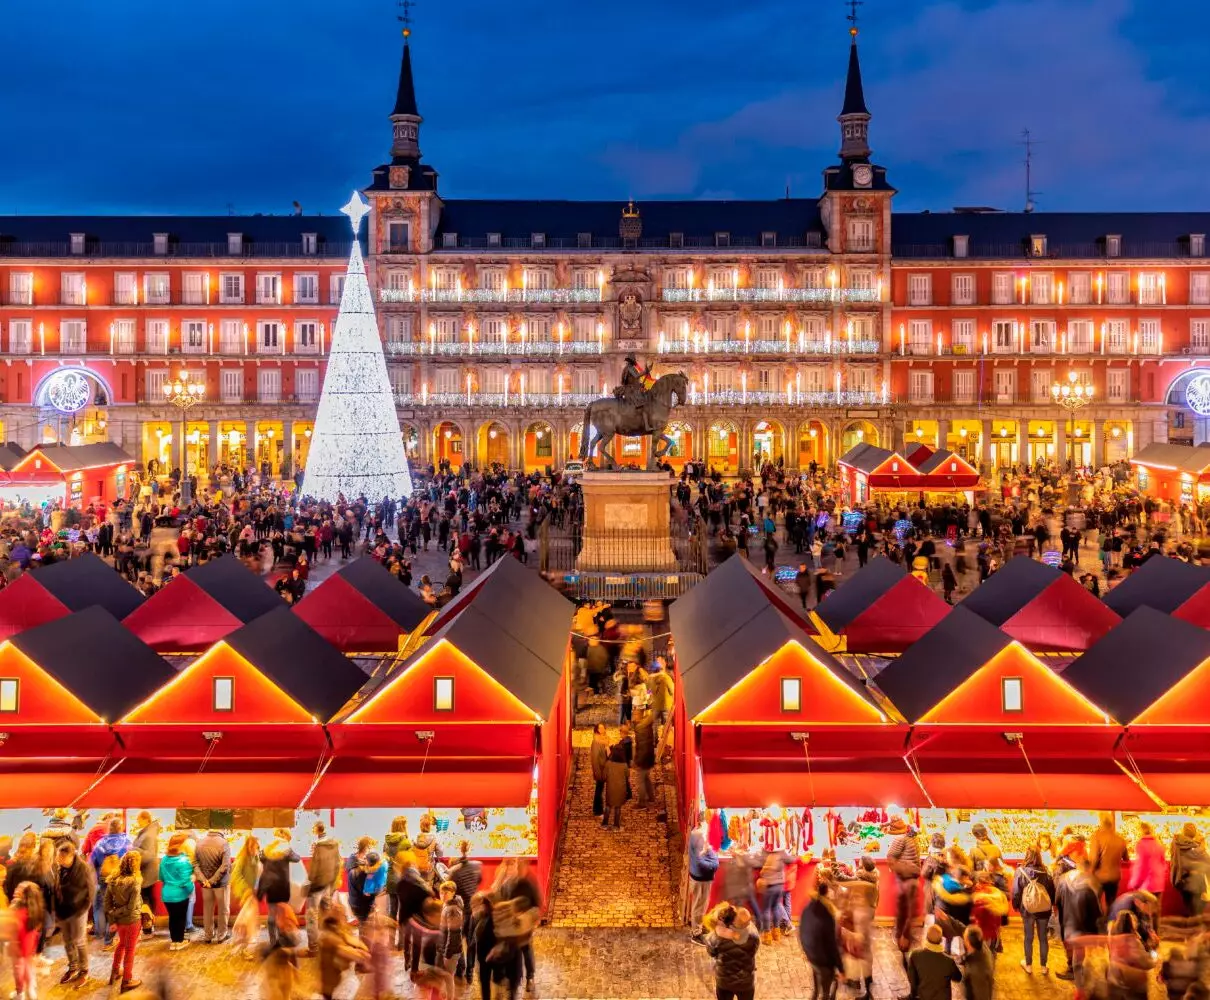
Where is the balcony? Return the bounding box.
[657,338,881,356]
[386,340,604,357]
[394,389,883,409]
[379,288,604,304]
[660,287,880,304]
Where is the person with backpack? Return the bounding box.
[1012,845,1057,974]
[688,817,720,942]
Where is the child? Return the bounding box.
[8,880,44,1000]
[970,872,1008,955]
[348,851,387,925]
[438,880,465,975]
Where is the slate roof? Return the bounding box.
[1062,607,1210,723]
[183,555,282,623]
[891,211,1210,259]
[958,556,1057,626]
[9,606,175,721]
[841,41,869,116]
[392,40,419,118]
[1103,556,1210,617]
[872,606,1013,723]
[30,552,144,619]
[336,556,431,631]
[814,556,910,632]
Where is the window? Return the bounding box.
[668,232,683,249]
[1106,271,1129,304]
[479,269,506,292]
[523,268,552,291]
[145,369,168,398]
[761,231,777,248]
[1192,273,1210,305]
[907,274,932,306]
[182,272,205,305]
[1106,369,1129,401]
[1001,677,1023,713]
[991,272,1014,305]
[847,219,874,252]
[577,232,592,248]
[258,369,281,402]
[951,319,975,354]
[848,366,874,394]
[482,317,507,344]
[61,272,86,305]
[909,370,934,403]
[387,221,409,252]
[8,271,33,305]
[0,678,17,713]
[144,273,170,304]
[573,368,597,395]
[952,274,975,306]
[1192,235,1206,258]
[113,319,136,353]
[386,315,412,345]
[294,273,318,304]
[296,369,319,402]
[780,677,801,713]
[330,274,346,304]
[219,272,244,304]
[146,319,169,352]
[302,232,317,255]
[8,319,31,353]
[1030,320,1056,352]
[663,268,691,291]
[708,315,734,342]
[213,677,234,712]
[527,316,552,341]
[434,368,459,393]
[1140,318,1161,354]
[952,369,976,403]
[993,369,1016,402]
[1105,319,1128,353]
[715,232,730,248]
[220,369,243,402]
[182,320,206,352]
[70,233,85,255]
[1138,272,1163,305]
[434,317,458,343]
[953,235,969,258]
[710,268,737,291]
[487,232,502,247]
[1030,234,1047,257]
[389,367,412,395]
[258,321,280,351]
[60,320,86,353]
[992,319,1016,353]
[1105,234,1122,257]
[483,368,506,394]
[442,233,458,249]
[219,319,242,354]
[1069,319,1094,354]
[1031,369,1054,402]
[256,273,281,304]
[113,272,137,305]
[295,321,318,351]
[227,233,244,255]
[1069,271,1092,304]
[531,232,546,248]
[434,676,455,712]
[1192,320,1210,353]
[1031,272,1053,305]
[908,319,931,355]
[153,233,169,255]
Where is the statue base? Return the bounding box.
[576,471,677,572]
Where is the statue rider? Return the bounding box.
[614,353,653,433]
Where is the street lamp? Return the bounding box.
[162,371,205,505]
[1051,371,1092,469]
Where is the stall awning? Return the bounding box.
[1133,772,1209,809]
[700,758,929,809]
[0,766,115,809]
[76,768,318,809]
[913,766,1157,811]
[303,758,534,809]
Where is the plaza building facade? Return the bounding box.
[1,30,1208,480]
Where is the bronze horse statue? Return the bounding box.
[578,371,689,470]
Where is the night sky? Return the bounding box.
[3,0,1208,216]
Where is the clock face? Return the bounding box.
[853,164,873,187]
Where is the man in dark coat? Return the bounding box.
[52,841,96,986]
[799,882,843,1000]
[906,924,962,1000]
[1055,861,1103,981]
[395,855,437,975]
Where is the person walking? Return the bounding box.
[589,723,609,818]
[304,823,342,953]
[159,833,196,951]
[193,827,233,944]
[89,816,132,948]
[602,742,629,829]
[51,840,95,987]
[1126,821,1166,895]
[104,851,144,992]
[132,812,161,914]
[633,709,657,808]
[448,842,483,985]
[1169,822,1210,917]
[688,817,720,942]
[8,879,45,1000]
[1011,845,1056,974]
[258,829,300,947]
[961,926,994,1000]
[885,815,921,957]
[348,851,388,926]
[906,924,962,1000]
[395,853,436,976]
[1089,812,1129,907]
[799,882,843,1000]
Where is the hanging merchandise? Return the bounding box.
[304,191,414,503]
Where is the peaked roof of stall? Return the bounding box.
[838,442,898,474]
[957,555,1119,650]
[25,552,144,620]
[813,556,950,651]
[1103,556,1210,617]
[0,572,74,640]
[221,606,371,721]
[293,557,430,651]
[1062,606,1210,724]
[671,555,873,718]
[122,555,281,651]
[8,605,176,721]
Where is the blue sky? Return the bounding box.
[2,0,1208,215]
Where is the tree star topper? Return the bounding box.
[341,191,370,234]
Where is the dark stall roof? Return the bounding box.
[873,606,1013,723]
[1062,607,1210,724]
[838,443,896,473]
[959,556,1057,626]
[1103,557,1210,617]
[812,556,946,640]
[337,557,431,631]
[223,606,370,722]
[914,449,972,474]
[10,606,175,721]
[30,552,144,619]
[184,555,283,622]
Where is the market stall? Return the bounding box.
[837,443,980,507]
[0,443,134,511]
[809,556,950,653]
[0,551,144,640]
[122,554,284,653]
[958,555,1120,652]
[327,564,575,899]
[1103,555,1210,624]
[1129,442,1210,502]
[293,556,434,653]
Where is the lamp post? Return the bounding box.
[1050,371,1092,469]
[162,371,205,505]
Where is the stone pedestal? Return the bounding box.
[577,471,676,571]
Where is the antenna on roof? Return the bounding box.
[1020,128,1042,213]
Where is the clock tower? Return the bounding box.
[390,33,423,162]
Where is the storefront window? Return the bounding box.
[213,677,234,712]
[1001,677,1023,712]
[780,677,801,713]
[0,678,17,712]
[434,676,455,712]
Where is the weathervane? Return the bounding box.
[398,0,415,37]
[846,0,863,35]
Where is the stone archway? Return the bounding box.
[523,420,554,473]
[707,419,740,475]
[434,420,466,468]
[840,419,879,456]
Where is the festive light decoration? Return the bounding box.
[303,192,413,502]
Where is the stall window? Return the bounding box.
[780,677,802,713]
[434,677,455,712]
[0,678,17,713]
[213,677,234,712]
[1001,677,1023,713]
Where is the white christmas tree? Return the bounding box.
[303,191,413,502]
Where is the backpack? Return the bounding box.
[1022,874,1052,914]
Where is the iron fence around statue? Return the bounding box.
[538,518,708,577]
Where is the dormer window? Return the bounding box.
[69,233,85,255]
[301,232,317,255]
[1030,234,1047,257]
[715,232,730,248]
[1002,676,1023,712]
[780,677,802,713]
[1105,234,1122,258]
[487,232,501,247]
[761,232,777,248]
[213,677,234,712]
[1192,234,1206,258]
[669,232,684,249]
[227,233,244,255]
[153,233,169,255]
[434,676,455,712]
[953,235,969,258]
[443,233,458,248]
[0,677,17,713]
[531,233,546,248]
[577,232,592,248]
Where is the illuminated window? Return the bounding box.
[1002,677,1023,713]
[780,677,802,713]
[0,678,18,713]
[434,677,455,712]
[213,677,234,712]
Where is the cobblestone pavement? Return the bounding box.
[32,921,1177,999]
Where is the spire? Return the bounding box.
[392,36,419,118]
[837,22,871,163]
[841,36,868,117]
[389,10,422,162]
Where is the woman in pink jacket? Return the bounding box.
[1127,821,1167,893]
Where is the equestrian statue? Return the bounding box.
[578,355,689,470]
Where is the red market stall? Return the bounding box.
[0,443,134,510]
[810,556,950,653]
[0,552,144,640]
[1129,442,1210,502]
[1103,555,1210,626]
[293,556,434,653]
[122,554,284,653]
[326,561,575,899]
[958,555,1120,652]
[837,443,980,506]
